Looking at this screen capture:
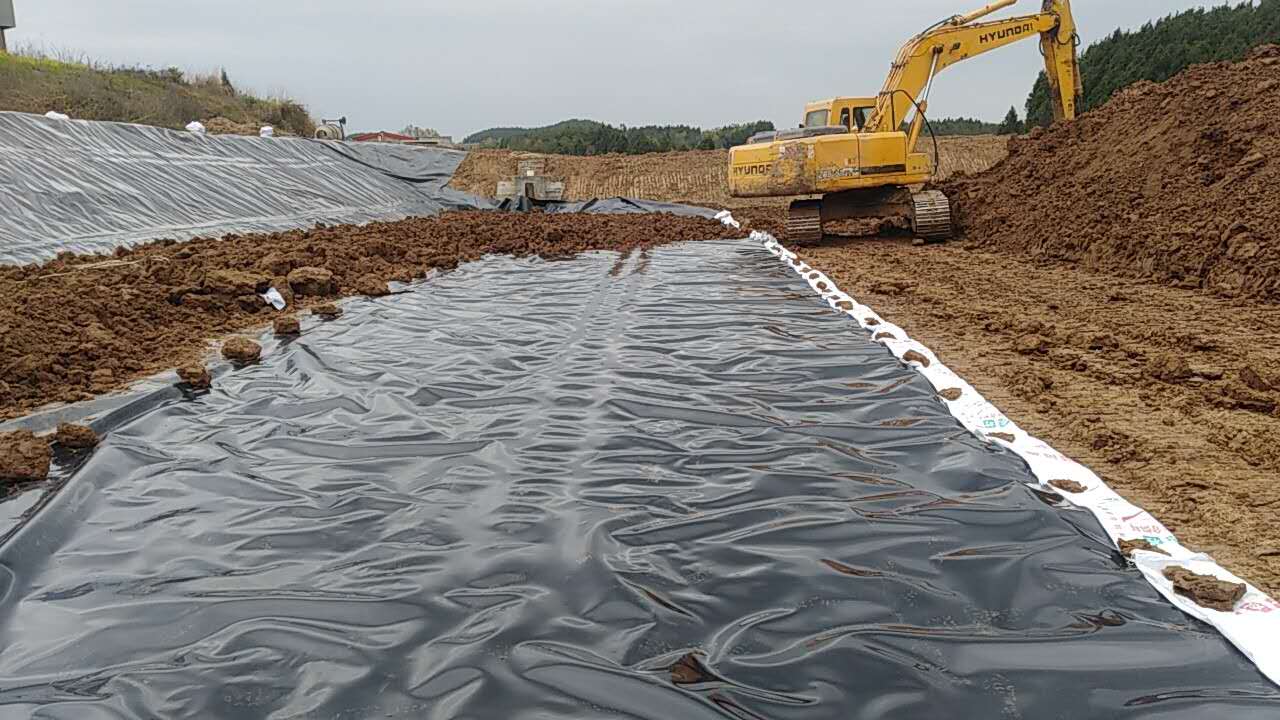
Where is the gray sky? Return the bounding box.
[10,0,1227,138]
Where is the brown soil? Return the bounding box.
[0,430,51,483]
[792,235,1280,597]
[1050,479,1088,495]
[449,136,1008,209]
[313,303,342,319]
[944,45,1280,302]
[221,337,262,364]
[1164,566,1248,612]
[1119,538,1169,558]
[177,365,211,390]
[273,316,301,337]
[669,652,718,686]
[202,117,296,138]
[0,212,741,421]
[54,423,99,450]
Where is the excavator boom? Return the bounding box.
[870,0,1082,136]
[727,0,1082,243]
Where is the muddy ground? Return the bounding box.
[0,212,742,422]
[449,135,1009,209]
[793,235,1280,597]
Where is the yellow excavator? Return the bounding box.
[728,0,1083,241]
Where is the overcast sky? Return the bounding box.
[9,0,1228,138]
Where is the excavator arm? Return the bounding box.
[869,0,1082,137]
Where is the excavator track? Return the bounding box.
[911,190,953,242]
[786,200,824,243]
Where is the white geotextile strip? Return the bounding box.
[714,212,1280,687]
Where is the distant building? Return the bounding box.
[349,131,415,144]
[349,131,457,147]
[0,0,16,54]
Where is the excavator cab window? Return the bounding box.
[854,107,871,131]
[838,109,851,131]
[804,109,829,129]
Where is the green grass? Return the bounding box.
[0,47,315,136]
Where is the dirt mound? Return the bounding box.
[450,137,1008,209]
[203,117,262,136]
[0,212,742,420]
[947,46,1280,302]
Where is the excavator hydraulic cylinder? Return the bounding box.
[952,0,1018,26]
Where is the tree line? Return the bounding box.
[463,3,1280,157]
[1026,0,1280,127]
[464,119,776,155]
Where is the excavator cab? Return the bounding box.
[803,98,877,132]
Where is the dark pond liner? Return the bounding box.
[0,112,713,265]
[0,240,1276,718]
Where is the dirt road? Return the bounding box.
[791,235,1280,597]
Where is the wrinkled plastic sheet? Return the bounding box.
[0,112,714,265]
[0,112,488,264]
[1,240,1277,718]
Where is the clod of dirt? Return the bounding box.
[1163,566,1247,612]
[1147,352,1193,383]
[1193,366,1226,381]
[349,275,390,297]
[313,303,343,319]
[902,350,931,367]
[1118,538,1170,558]
[221,337,262,364]
[1014,334,1050,355]
[834,300,853,311]
[204,269,269,296]
[669,652,718,686]
[988,432,1017,443]
[1050,479,1088,494]
[1085,333,1120,352]
[0,430,52,482]
[55,423,99,450]
[287,266,335,297]
[865,318,881,327]
[273,316,301,336]
[1208,381,1277,414]
[873,332,897,342]
[939,388,963,401]
[177,365,212,389]
[1240,366,1275,393]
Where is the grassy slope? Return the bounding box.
[0,52,315,136]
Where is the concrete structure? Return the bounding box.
[0,0,15,54]
[496,157,566,203]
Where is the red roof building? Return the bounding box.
[349,131,415,143]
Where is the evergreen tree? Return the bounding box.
[1026,1,1280,127]
[996,106,1023,135]
[463,119,776,156]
